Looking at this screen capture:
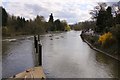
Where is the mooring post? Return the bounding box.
[38,42,42,66]
[34,36,36,48]
[34,35,42,66]
[34,35,38,53]
[38,35,40,41]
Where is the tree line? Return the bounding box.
[47,13,71,31]
[71,2,120,56]
[91,2,120,47]
[72,21,96,31]
[72,1,120,55]
[73,2,120,31]
[1,7,71,37]
[92,3,120,33]
[73,2,120,46]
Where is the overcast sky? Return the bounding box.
[1,0,120,24]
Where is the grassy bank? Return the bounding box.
[81,33,119,61]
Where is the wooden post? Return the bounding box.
[34,35,42,66]
[34,36,37,48]
[34,35,38,53]
[38,35,40,41]
[38,42,42,66]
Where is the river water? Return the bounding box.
[2,36,35,78]
[2,31,119,78]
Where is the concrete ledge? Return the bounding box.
[81,34,120,62]
[10,66,46,79]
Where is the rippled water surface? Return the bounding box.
[2,31,119,78]
[2,36,35,78]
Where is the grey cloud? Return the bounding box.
[25,3,50,18]
[2,1,96,23]
[24,3,78,23]
[55,5,78,18]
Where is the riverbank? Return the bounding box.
[81,32,120,61]
[2,31,67,39]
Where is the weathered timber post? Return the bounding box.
[34,35,42,66]
[38,41,42,66]
[38,35,40,41]
[34,35,38,53]
[34,35,37,48]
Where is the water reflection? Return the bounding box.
[2,31,119,78]
[95,52,119,78]
[41,31,119,78]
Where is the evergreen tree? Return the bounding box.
[96,9,107,33]
[0,7,1,26]
[48,13,54,23]
[1,7,8,26]
[96,5,113,33]
[116,14,120,24]
[48,13,54,31]
[105,6,113,32]
[54,19,62,31]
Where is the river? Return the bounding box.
[2,31,119,78]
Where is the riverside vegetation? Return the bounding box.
[73,2,120,60]
[1,2,120,59]
[1,7,71,37]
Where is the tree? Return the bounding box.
[48,13,54,23]
[16,16,21,31]
[90,3,108,33]
[105,6,113,32]
[61,20,68,31]
[48,13,54,31]
[96,5,107,33]
[35,15,45,22]
[116,14,120,24]
[90,3,107,21]
[54,19,60,31]
[34,15,46,33]
[54,19,66,31]
[65,25,71,31]
[90,6,100,21]
[110,24,120,48]
[90,3,114,33]
[0,7,1,26]
[112,1,120,25]
[1,7,8,26]
[2,27,8,36]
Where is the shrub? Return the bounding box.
[65,25,71,31]
[110,24,120,44]
[2,27,8,36]
[74,26,81,31]
[98,32,113,47]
